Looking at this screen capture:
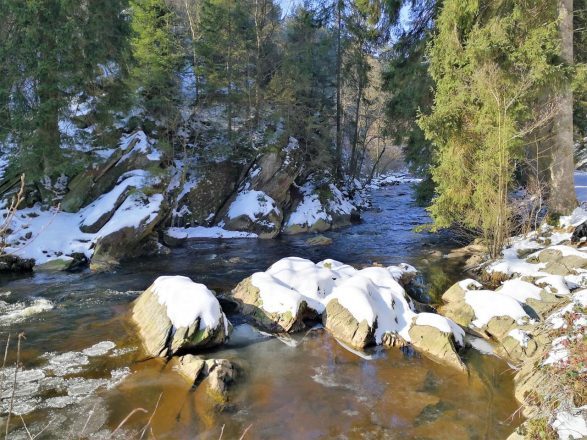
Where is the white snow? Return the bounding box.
[80,171,147,229]
[96,193,163,239]
[166,226,257,239]
[464,290,529,328]
[507,329,530,348]
[535,275,572,296]
[498,279,543,303]
[151,275,227,331]
[458,279,483,291]
[227,190,280,221]
[286,183,330,228]
[415,313,465,346]
[552,406,587,440]
[560,205,587,228]
[543,336,570,365]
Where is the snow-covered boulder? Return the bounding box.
[221,190,283,238]
[132,276,231,357]
[408,313,466,372]
[174,355,238,403]
[440,280,531,340]
[232,257,465,370]
[90,192,167,271]
[282,183,358,235]
[231,274,312,332]
[61,131,157,213]
[529,245,587,276]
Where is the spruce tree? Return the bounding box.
[419,0,568,255]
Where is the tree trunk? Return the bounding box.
[335,0,343,180]
[349,80,362,178]
[549,0,577,215]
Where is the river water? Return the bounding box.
[0,183,521,439]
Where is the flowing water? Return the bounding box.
[0,183,522,439]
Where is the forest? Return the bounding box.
[0,1,586,439]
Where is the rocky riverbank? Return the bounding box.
[0,130,372,273]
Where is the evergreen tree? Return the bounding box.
[272,5,337,172]
[129,0,183,125]
[382,0,438,203]
[419,0,568,255]
[0,0,130,181]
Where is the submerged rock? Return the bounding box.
[132,276,231,357]
[174,355,238,403]
[305,235,333,246]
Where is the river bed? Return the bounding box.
[0,183,522,439]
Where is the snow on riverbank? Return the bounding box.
[166,226,257,239]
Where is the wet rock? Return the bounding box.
[305,235,333,246]
[174,356,238,403]
[322,298,376,349]
[132,276,230,357]
[408,322,467,372]
[0,255,34,273]
[230,276,309,332]
[35,257,75,272]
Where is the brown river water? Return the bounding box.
[0,183,522,439]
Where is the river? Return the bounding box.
[0,182,521,439]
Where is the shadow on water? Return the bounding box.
[0,183,521,439]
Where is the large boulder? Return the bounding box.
[172,160,242,227]
[408,313,467,372]
[90,192,167,271]
[528,245,587,276]
[61,131,156,213]
[132,276,231,357]
[221,190,283,239]
[439,280,529,341]
[322,298,377,349]
[230,275,310,332]
[282,182,358,235]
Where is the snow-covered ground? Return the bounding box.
[1,131,163,266]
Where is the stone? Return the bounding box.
[0,255,34,273]
[230,276,309,332]
[408,323,467,372]
[305,235,333,246]
[35,257,75,272]
[131,279,230,357]
[322,298,376,349]
[173,161,242,227]
[90,193,167,271]
[174,356,238,403]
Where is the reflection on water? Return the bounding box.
[0,183,521,439]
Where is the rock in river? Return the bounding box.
[132,276,231,357]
